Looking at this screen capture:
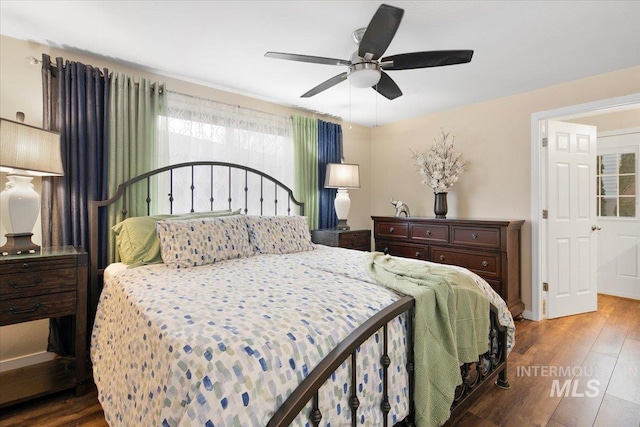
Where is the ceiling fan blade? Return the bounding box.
[373,71,402,100]
[301,72,348,98]
[381,50,474,71]
[359,4,404,60]
[265,52,351,67]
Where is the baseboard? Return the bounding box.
[598,291,640,301]
[522,309,538,321]
[0,351,56,373]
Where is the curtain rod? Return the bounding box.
[28,56,336,123]
[26,55,51,66]
[169,90,291,122]
[28,55,162,90]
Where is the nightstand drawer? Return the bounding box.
[340,231,370,248]
[451,226,500,249]
[375,221,409,239]
[377,242,429,261]
[1,268,77,299]
[431,248,500,277]
[0,257,76,274]
[0,291,76,325]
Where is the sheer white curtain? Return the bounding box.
[157,92,294,215]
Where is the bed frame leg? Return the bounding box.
[496,370,511,389]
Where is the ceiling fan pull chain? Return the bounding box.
[349,81,353,130]
[375,83,378,127]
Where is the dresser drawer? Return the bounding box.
[375,221,409,239]
[431,248,500,278]
[1,268,77,299]
[451,226,500,249]
[0,257,76,275]
[0,291,76,325]
[340,231,370,249]
[376,242,429,261]
[410,224,448,243]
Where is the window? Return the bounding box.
[157,92,293,215]
[597,151,636,217]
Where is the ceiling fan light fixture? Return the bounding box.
[349,63,381,88]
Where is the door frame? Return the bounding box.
[530,93,640,321]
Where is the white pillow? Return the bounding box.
[156,215,252,268]
[245,215,315,254]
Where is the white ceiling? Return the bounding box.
[1,1,639,127]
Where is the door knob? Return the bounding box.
[591,225,602,231]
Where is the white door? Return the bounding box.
[546,120,598,319]
[597,130,640,299]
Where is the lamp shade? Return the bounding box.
[324,163,360,189]
[0,118,63,176]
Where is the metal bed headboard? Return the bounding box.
[88,161,304,323]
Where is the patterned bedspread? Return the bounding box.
[92,246,410,426]
[92,246,515,426]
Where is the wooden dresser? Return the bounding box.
[372,217,524,317]
[0,246,87,408]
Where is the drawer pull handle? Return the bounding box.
[9,278,42,289]
[389,227,395,233]
[384,247,390,255]
[426,230,431,235]
[22,263,30,270]
[9,303,42,315]
[471,233,478,239]
[482,261,489,267]
[415,252,421,257]
[439,255,445,261]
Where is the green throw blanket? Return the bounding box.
[366,252,490,427]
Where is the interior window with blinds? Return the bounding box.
[597,151,636,217]
[157,92,294,215]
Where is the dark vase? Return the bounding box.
[434,192,448,218]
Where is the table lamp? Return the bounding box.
[0,117,63,255]
[324,163,360,230]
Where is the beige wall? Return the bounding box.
[370,66,640,313]
[568,107,640,131]
[0,35,371,362]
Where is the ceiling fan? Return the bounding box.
[265,3,474,100]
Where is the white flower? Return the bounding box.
[410,129,468,193]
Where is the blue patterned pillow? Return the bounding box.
[245,215,315,254]
[156,215,252,268]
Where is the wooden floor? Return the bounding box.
[0,294,638,427]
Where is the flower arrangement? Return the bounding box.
[410,129,468,193]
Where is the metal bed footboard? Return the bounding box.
[267,299,509,427]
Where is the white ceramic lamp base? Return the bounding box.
[0,175,40,255]
[334,188,351,230]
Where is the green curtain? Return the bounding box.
[292,115,318,229]
[108,72,166,262]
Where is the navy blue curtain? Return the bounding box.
[317,120,342,229]
[42,54,110,356]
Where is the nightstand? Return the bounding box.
[0,246,87,408]
[311,229,371,251]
